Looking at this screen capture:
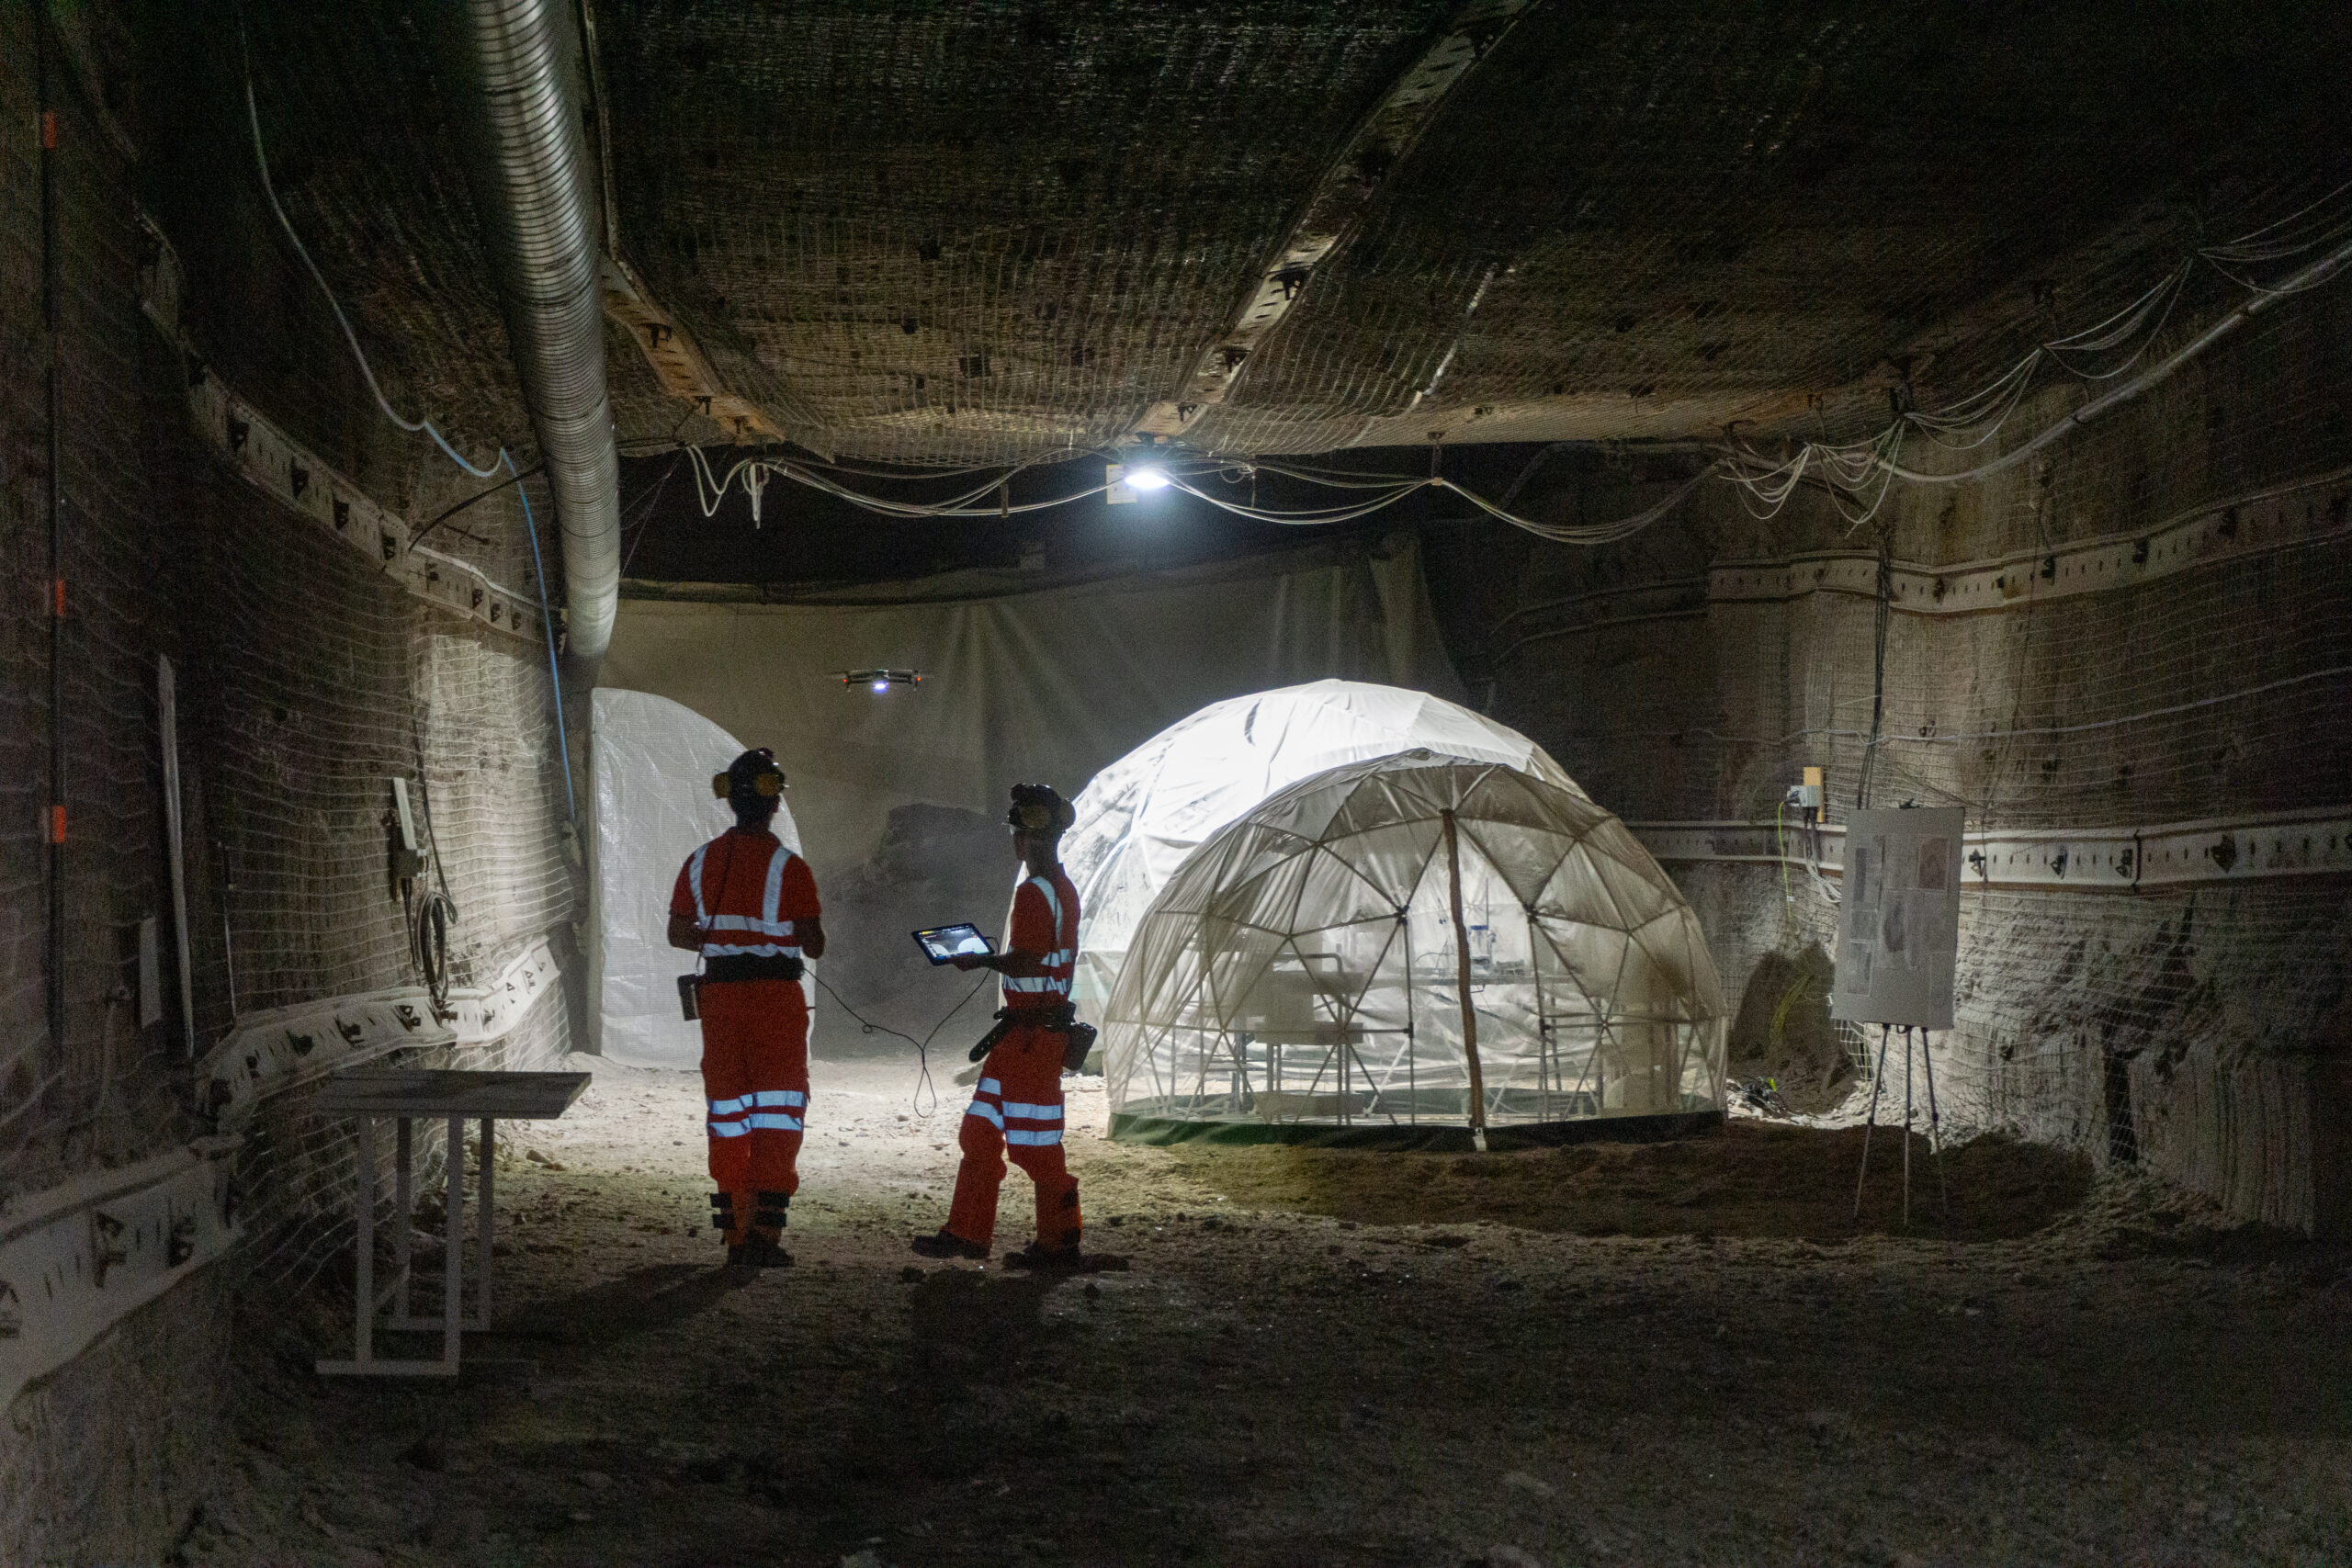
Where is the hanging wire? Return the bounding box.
[672,438,1722,547]
[237,6,502,479]
[812,973,989,1118]
[1721,188,2352,508]
[516,463,579,830]
[1853,536,1893,810]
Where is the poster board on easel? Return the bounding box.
[1831,807,1963,1031]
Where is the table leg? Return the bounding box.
[318,1115,381,1375]
[317,1109,482,1378]
[443,1114,463,1372]
[476,1116,494,1330]
[356,1115,376,1365]
[391,1118,413,1321]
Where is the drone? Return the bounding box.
[839,668,923,692]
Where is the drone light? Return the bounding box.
[872,679,890,693]
[1124,462,1170,491]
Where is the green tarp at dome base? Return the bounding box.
[1110,1106,1724,1153]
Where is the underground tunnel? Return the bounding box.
[3,2,2350,1564]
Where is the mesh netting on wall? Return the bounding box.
[236,998,571,1292]
[0,11,580,1290]
[1453,252,2352,1224]
[1483,277,2352,832]
[1689,863,2352,1231]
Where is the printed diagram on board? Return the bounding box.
[1832,807,1964,1030]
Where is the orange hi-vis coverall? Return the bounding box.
[671,827,820,1247]
[944,866,1082,1254]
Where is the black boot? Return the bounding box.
[910,1230,989,1261]
[738,1235,793,1269]
[1002,1240,1083,1272]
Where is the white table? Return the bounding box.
[313,1068,589,1378]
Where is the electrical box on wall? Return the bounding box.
[1784,765,1825,814]
[389,778,424,883]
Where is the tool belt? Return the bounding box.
[967,1002,1098,1073]
[697,953,807,986]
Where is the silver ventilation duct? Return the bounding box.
[444,0,620,660]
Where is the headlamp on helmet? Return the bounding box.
[1006,782,1075,839]
[714,749,787,806]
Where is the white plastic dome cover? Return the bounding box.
[1103,754,1726,1134]
[1064,680,1577,1006]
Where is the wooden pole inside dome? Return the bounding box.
[1442,810,1488,1152]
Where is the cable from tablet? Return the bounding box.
[813,973,988,1119]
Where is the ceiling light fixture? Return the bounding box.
[1108,446,1174,503]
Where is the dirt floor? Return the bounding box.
[172,1055,2352,1568]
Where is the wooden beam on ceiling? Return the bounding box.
[1131,0,1534,445]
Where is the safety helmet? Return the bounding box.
[713,748,787,808]
[1006,782,1075,839]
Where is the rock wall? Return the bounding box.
[1428,280,2352,1233]
[0,8,578,1562]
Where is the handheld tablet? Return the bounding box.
[912,923,994,965]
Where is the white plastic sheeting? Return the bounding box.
[590,688,810,1067]
[597,536,1464,1043]
[598,539,1461,885]
[1103,755,1726,1144]
[1064,680,1575,1010]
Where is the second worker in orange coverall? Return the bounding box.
[911,783,1088,1269]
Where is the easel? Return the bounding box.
[1851,1023,1951,1235]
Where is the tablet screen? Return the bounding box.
[912,923,993,964]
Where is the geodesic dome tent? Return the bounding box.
[1104,754,1726,1149]
[1064,680,1577,1009]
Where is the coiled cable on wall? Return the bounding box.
[412,887,458,1015]
[407,723,462,1015]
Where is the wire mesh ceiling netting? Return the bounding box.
[596,0,1455,463]
[177,1,2352,471]
[600,0,2352,463]
[1105,755,1727,1140]
[1217,9,2351,455]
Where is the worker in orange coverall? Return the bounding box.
[668,749,824,1269]
[912,783,1087,1269]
